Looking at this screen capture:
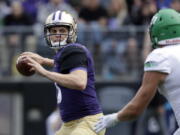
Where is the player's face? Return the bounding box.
[49,26,69,42]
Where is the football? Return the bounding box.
[16,56,35,76]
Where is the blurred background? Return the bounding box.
[0,0,180,135]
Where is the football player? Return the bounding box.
[21,11,105,135]
[94,8,180,135]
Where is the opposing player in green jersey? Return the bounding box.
[94,8,180,135]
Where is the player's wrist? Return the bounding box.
[40,68,50,77]
[111,113,120,123]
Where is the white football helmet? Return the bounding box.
[44,10,77,49]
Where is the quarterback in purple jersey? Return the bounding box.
[21,11,105,135]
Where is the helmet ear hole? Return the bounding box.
[159,17,162,21]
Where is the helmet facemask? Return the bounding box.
[45,25,71,49]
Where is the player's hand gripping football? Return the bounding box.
[93,113,119,133]
[24,57,47,76]
[20,52,45,65]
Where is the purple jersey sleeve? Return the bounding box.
[58,46,88,73]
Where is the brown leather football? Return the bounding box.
[16,56,35,76]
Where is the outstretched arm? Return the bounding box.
[117,71,166,121]
[94,71,167,133]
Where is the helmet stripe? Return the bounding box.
[54,11,61,21]
[59,11,62,20]
[158,37,180,45]
[52,13,56,20]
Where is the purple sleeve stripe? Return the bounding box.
[70,67,87,72]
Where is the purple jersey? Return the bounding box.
[53,43,102,122]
